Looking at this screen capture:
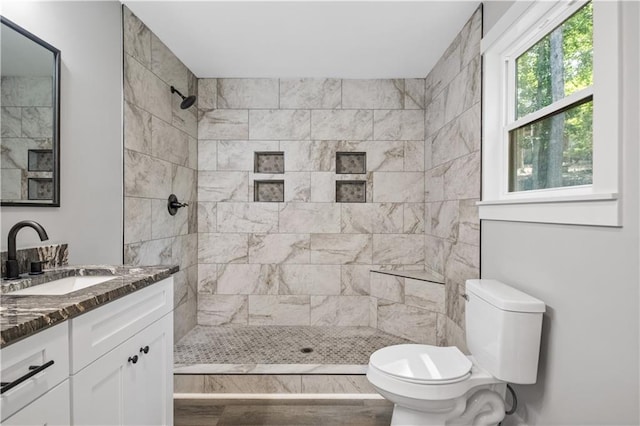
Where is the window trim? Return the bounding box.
[480,0,621,226]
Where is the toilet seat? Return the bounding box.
[367,354,503,402]
[369,344,472,385]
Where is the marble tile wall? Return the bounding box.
[123,7,198,341]
[424,7,482,351]
[369,271,445,343]
[197,77,428,328]
[1,77,54,201]
[120,6,480,345]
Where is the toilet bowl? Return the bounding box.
[367,279,545,426]
[367,345,506,425]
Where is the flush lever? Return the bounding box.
[167,194,188,216]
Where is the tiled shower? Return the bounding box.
[196,77,428,332]
[122,4,481,368]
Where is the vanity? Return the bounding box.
[0,265,176,425]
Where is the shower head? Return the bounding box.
[170,86,197,110]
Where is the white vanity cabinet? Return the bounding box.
[3,381,71,426]
[0,276,173,426]
[70,277,174,426]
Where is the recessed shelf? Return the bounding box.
[254,152,284,174]
[336,180,366,203]
[254,180,284,202]
[28,178,53,200]
[336,152,366,174]
[28,149,54,172]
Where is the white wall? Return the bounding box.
[482,2,640,424]
[0,1,123,264]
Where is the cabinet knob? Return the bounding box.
[128,355,138,364]
[140,345,150,354]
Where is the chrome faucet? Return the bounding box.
[5,220,49,279]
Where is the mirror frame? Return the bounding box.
[1,16,61,207]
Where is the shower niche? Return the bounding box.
[254,152,284,174]
[254,180,284,202]
[336,180,366,203]
[336,152,366,174]
[335,152,367,202]
[253,151,285,202]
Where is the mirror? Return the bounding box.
[1,16,60,206]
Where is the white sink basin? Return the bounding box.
[10,275,115,295]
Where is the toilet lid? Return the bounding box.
[369,344,472,384]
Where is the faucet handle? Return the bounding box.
[167,194,188,216]
[29,261,46,275]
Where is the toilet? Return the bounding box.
[367,279,545,426]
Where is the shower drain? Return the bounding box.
[300,347,313,353]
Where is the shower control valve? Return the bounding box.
[167,194,188,216]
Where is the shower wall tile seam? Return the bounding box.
[123,194,197,202]
[124,231,195,243]
[207,108,424,111]
[424,55,479,115]
[425,101,480,140]
[148,40,192,93]
[124,99,196,142]
[207,78,427,111]
[198,107,418,111]
[125,53,197,123]
[200,168,424,173]
[124,148,197,170]
[123,139,196,179]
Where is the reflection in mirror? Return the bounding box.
[1,16,60,206]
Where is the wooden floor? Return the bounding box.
[174,398,393,426]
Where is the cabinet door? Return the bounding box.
[71,340,130,425]
[124,313,173,426]
[72,313,173,426]
[4,380,70,426]
[70,278,173,374]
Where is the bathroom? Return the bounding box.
[0,1,638,425]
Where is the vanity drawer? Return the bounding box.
[0,322,69,421]
[69,277,173,374]
[3,380,70,426]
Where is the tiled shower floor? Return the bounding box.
[174,325,412,374]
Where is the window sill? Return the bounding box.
[477,193,620,227]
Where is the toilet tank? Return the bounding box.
[465,279,545,384]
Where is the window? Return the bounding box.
[480,1,620,226]
[511,3,593,192]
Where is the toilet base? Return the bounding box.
[384,385,506,426]
[391,404,459,426]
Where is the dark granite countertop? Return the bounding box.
[0,264,178,348]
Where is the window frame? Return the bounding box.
[480,0,621,226]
